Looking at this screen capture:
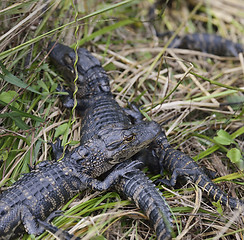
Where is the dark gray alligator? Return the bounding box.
[49,42,173,240]
[0,115,160,240]
[149,130,244,210]
[156,31,243,57]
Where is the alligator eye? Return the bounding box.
[64,55,74,71]
[78,151,89,158]
[124,135,135,142]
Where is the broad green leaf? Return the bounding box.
[213,129,234,145]
[227,148,242,163]
[68,140,80,146]
[194,126,244,160]
[50,82,58,93]
[231,126,244,139]
[9,115,30,130]
[0,91,19,108]
[0,62,42,95]
[90,236,107,240]
[37,80,49,92]
[212,200,223,215]
[214,172,244,182]
[0,150,8,161]
[54,123,69,139]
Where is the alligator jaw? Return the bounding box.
[105,121,161,162]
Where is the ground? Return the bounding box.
[0,0,244,239]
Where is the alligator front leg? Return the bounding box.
[123,103,144,124]
[78,161,140,191]
[157,167,200,187]
[50,137,68,161]
[56,84,88,110]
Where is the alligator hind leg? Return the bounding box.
[157,168,199,187]
[123,103,144,123]
[49,137,67,161]
[45,210,63,222]
[19,205,45,236]
[38,219,81,240]
[56,84,88,110]
[203,168,217,179]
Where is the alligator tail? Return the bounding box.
[116,169,173,240]
[194,174,244,210]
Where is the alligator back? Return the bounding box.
[0,160,83,240]
[115,168,173,240]
[80,94,131,142]
[49,42,133,143]
[48,42,111,98]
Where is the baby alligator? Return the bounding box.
[0,117,159,240]
[48,42,152,146]
[153,131,244,210]
[49,43,173,239]
[157,31,243,57]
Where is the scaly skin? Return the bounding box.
[156,32,243,57]
[48,42,145,145]
[0,117,159,240]
[49,43,173,239]
[155,131,244,210]
[115,163,173,240]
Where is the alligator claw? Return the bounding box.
[127,160,144,170]
[49,137,68,161]
[38,218,81,240]
[124,102,144,123]
[46,210,64,223]
[119,161,144,179]
[155,178,173,187]
[114,160,142,172]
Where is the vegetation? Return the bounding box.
[0,0,243,239]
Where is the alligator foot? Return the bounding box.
[49,137,68,161]
[79,161,140,191]
[124,102,144,123]
[155,178,172,187]
[46,210,64,222]
[38,219,81,240]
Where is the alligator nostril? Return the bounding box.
[83,152,89,157]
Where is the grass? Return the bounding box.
[0,0,244,239]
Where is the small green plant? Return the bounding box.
[214,129,243,170]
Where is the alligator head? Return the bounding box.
[69,120,161,177]
[48,42,111,98]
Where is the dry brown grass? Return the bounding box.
[0,0,244,239]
